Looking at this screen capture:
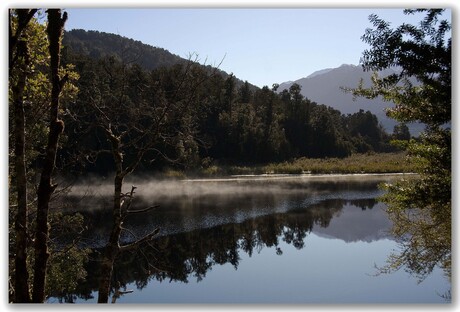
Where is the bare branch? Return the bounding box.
[120,226,138,240]
[119,228,160,253]
[127,205,159,215]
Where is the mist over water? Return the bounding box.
[68,173,400,202]
[61,174,401,247]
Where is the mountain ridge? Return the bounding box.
[63,29,257,90]
[62,29,421,135]
[278,64,423,134]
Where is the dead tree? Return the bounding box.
[66,51,220,302]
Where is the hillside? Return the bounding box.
[63,29,255,90]
[278,64,423,135]
[59,29,410,166]
[63,29,184,70]
[62,30,421,134]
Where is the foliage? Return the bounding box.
[264,152,414,175]
[392,123,411,141]
[359,9,450,126]
[63,29,184,70]
[350,9,451,282]
[46,213,91,300]
[60,30,400,175]
[8,9,84,303]
[380,128,451,281]
[160,152,413,177]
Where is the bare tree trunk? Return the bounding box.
[97,131,124,303]
[97,173,123,303]
[32,9,67,303]
[12,38,31,304]
[97,131,160,303]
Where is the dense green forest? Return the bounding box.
[59,29,404,175]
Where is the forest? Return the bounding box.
[9,9,450,303]
[58,29,409,175]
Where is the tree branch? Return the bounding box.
[127,205,159,215]
[119,228,160,253]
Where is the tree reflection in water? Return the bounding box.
[61,195,379,302]
[51,176,449,303]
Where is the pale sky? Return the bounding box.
[60,6,452,88]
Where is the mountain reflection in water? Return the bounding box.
[55,175,449,303]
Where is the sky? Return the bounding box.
[60,6,451,88]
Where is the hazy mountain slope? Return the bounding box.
[278,64,423,134]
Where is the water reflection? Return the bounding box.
[68,176,390,246]
[55,176,405,302]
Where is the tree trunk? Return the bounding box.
[9,9,37,72]
[12,38,31,304]
[32,9,67,303]
[97,173,123,303]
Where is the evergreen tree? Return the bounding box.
[392,123,411,141]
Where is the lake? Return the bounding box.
[54,174,451,304]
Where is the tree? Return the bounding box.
[392,123,411,141]
[309,105,351,158]
[350,9,451,283]
[9,9,82,303]
[9,8,38,303]
[32,9,69,303]
[345,109,387,152]
[281,84,312,157]
[238,80,252,104]
[63,50,220,302]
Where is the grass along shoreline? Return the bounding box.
[164,152,415,178]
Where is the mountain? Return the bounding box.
[278,64,423,135]
[63,29,184,71]
[62,30,421,135]
[312,202,392,243]
[63,29,256,90]
[305,67,335,79]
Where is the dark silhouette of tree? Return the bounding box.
[9,8,38,303]
[32,9,69,303]
[9,9,83,303]
[392,123,411,141]
[350,9,451,282]
[63,49,222,302]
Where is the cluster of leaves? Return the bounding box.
[8,10,86,303]
[351,9,451,283]
[9,12,80,200]
[380,128,451,282]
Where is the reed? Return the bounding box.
[163,152,414,178]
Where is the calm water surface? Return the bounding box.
[57,174,450,303]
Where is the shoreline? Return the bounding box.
[180,172,417,183]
